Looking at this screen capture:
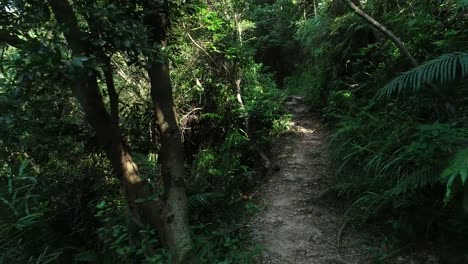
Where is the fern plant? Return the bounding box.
[442,148,468,204]
[379,52,468,97]
[188,192,224,210]
[385,166,441,196]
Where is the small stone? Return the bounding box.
[309,230,323,243]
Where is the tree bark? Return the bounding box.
[233,12,271,169]
[235,79,271,169]
[341,0,419,67]
[47,0,162,242]
[143,5,193,263]
[147,61,193,263]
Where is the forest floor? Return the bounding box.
[250,96,437,264]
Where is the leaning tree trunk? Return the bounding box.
[341,0,458,116]
[144,5,193,263]
[341,0,419,67]
[47,0,162,244]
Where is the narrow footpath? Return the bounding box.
[251,96,372,264]
[250,96,438,264]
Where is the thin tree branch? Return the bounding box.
[184,23,271,169]
[341,0,419,67]
[184,26,229,74]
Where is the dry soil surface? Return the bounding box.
[250,96,437,264]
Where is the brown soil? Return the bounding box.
[250,96,436,264]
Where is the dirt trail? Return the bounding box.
[251,96,371,264]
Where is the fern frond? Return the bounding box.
[350,192,387,219]
[296,16,332,57]
[188,192,224,209]
[385,166,441,196]
[330,118,361,143]
[379,52,468,98]
[441,148,468,202]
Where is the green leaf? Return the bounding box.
[379,52,468,98]
[461,168,468,184]
[442,148,468,203]
[96,201,106,209]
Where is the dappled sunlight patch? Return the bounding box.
[295,126,316,134]
[290,121,316,135]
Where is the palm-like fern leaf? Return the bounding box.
[188,192,224,210]
[442,148,468,203]
[385,166,441,196]
[379,52,468,98]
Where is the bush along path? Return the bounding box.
[250,96,437,264]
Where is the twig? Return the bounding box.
[337,204,354,246]
[180,107,203,123]
[337,219,348,246]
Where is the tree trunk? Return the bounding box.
[147,60,193,263]
[47,0,162,243]
[313,0,318,17]
[143,5,193,263]
[341,0,456,114]
[341,0,419,67]
[233,12,271,169]
[235,79,271,169]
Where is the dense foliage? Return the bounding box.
[0,0,287,263]
[2,0,468,263]
[273,0,468,262]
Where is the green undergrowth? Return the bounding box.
[271,0,468,262]
[0,87,286,263]
[0,1,289,262]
